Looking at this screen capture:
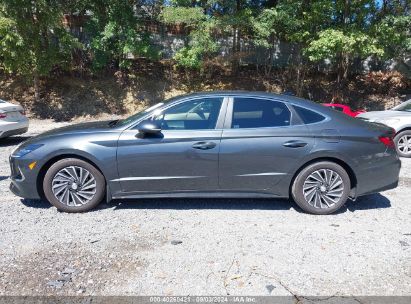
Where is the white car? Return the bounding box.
[0,99,29,139]
[358,99,411,157]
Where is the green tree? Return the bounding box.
[374,1,411,77]
[84,0,160,71]
[305,0,385,84]
[306,29,384,82]
[0,0,79,101]
[160,5,218,70]
[250,0,334,95]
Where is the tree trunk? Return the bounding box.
[295,61,306,97]
[343,53,349,80]
[231,27,239,74]
[33,73,40,103]
[231,0,242,75]
[340,0,350,84]
[295,65,303,97]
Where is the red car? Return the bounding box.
[323,103,365,117]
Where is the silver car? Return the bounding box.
[0,99,29,138]
[358,99,411,157]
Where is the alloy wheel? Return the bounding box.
[51,166,97,206]
[397,135,411,155]
[302,169,344,209]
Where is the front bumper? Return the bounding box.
[9,156,41,199]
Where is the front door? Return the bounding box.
[116,97,226,194]
[219,96,314,194]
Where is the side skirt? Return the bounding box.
[111,191,287,200]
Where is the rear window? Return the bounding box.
[294,105,326,124]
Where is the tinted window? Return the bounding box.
[294,105,326,124]
[231,98,291,129]
[393,100,411,112]
[152,97,223,130]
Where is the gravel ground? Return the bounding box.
[0,119,410,297]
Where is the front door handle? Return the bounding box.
[192,141,217,150]
[283,140,308,148]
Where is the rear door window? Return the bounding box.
[231,97,291,129]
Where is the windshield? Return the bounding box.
[115,102,165,127]
[392,99,411,112]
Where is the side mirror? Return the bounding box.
[137,121,162,135]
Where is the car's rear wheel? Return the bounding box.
[394,130,411,158]
[291,161,351,215]
[43,158,105,212]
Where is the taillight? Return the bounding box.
[379,136,395,148]
[0,113,7,119]
[19,110,26,116]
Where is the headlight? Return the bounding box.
[12,144,44,158]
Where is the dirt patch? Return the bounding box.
[0,240,153,296]
[399,177,411,188]
[0,64,410,122]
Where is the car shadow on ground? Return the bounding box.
[0,136,32,147]
[344,193,392,212]
[20,193,391,213]
[111,193,391,213]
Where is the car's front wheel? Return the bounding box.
[394,130,411,158]
[291,161,351,215]
[43,158,105,212]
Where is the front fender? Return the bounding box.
[29,132,122,200]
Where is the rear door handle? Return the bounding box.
[283,140,308,148]
[192,141,217,150]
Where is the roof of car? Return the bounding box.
[174,91,317,106]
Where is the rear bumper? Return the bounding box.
[0,119,29,138]
[355,154,401,197]
[1,126,28,138]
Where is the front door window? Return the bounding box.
[153,97,223,130]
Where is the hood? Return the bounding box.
[358,110,411,120]
[13,120,121,153]
[42,120,115,136]
[27,120,118,144]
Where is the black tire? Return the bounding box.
[43,158,105,213]
[291,161,351,215]
[394,130,411,158]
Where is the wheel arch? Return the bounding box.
[36,154,107,200]
[395,127,411,136]
[289,157,357,198]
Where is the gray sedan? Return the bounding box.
[9,92,400,215]
[358,99,411,157]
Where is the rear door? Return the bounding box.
[218,96,314,193]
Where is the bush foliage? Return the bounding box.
[0,0,410,98]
